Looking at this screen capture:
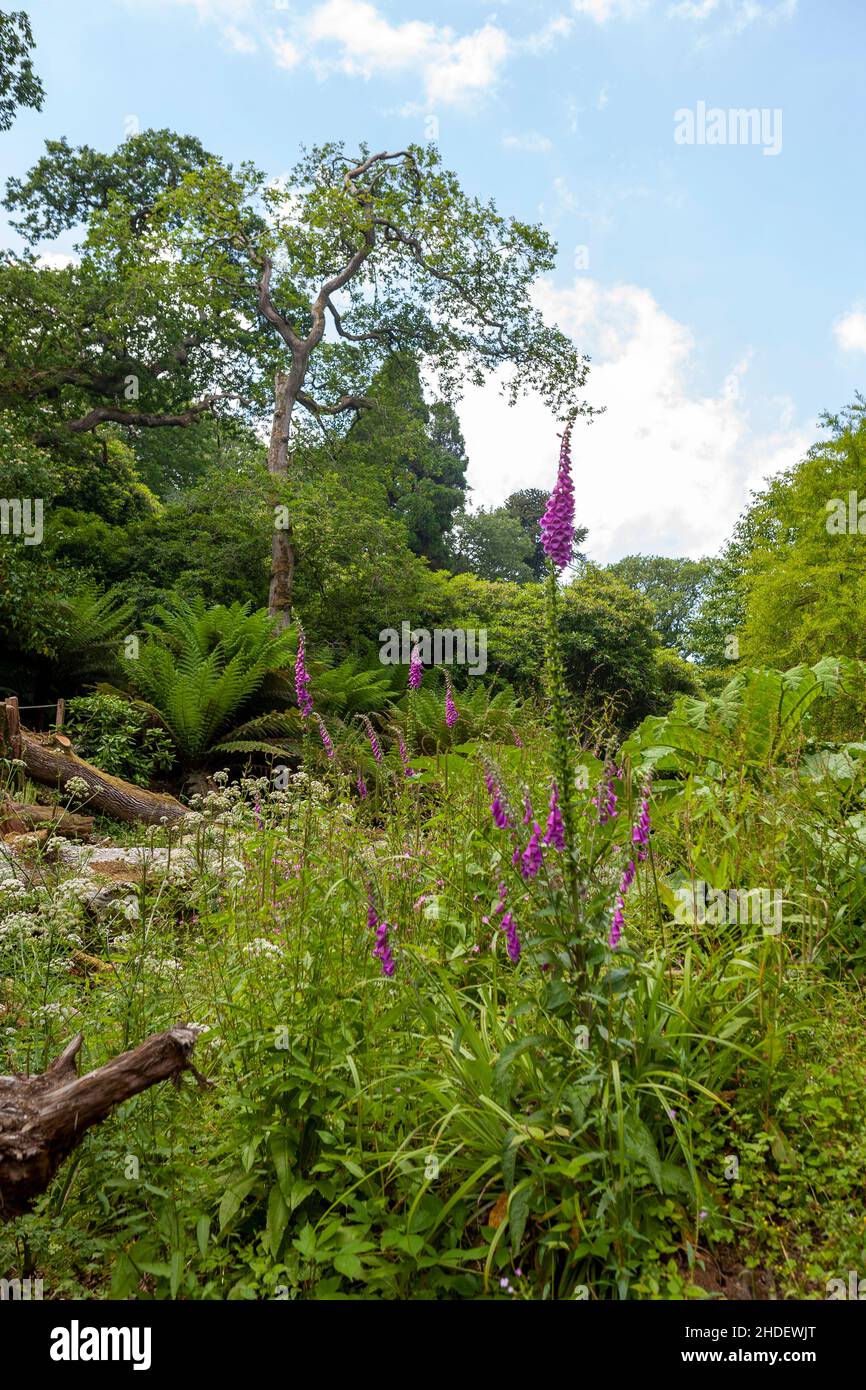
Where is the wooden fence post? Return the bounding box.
[2,697,22,760]
[55,697,65,730]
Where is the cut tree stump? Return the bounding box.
[0,1027,211,1219]
[1,698,187,827]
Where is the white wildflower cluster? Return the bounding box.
[164,859,193,885]
[137,955,183,977]
[0,910,45,943]
[240,776,273,795]
[0,874,30,905]
[52,875,98,906]
[64,775,92,803]
[0,851,29,896]
[28,883,89,937]
[292,772,330,806]
[223,860,247,889]
[182,770,333,843]
[33,1001,80,1023]
[243,937,284,960]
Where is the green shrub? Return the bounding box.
[65,693,175,785]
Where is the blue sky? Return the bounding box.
[4,0,865,561]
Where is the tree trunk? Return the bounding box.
[0,1027,209,1219]
[1,701,186,827]
[266,356,308,629]
[0,794,94,839]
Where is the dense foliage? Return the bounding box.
[1,54,864,1305]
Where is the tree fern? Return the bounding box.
[50,584,134,682]
[389,678,521,752]
[122,595,297,765]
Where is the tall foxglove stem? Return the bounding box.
[543,559,585,982]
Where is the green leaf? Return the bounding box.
[267,1182,290,1257]
[293,1222,317,1260]
[333,1252,364,1280]
[218,1172,258,1233]
[195,1214,210,1258]
[508,1184,531,1254]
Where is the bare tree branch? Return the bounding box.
[296,389,374,416]
[65,392,246,433]
[324,295,394,345]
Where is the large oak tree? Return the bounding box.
[3,134,592,624]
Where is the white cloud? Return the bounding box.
[224,22,257,52]
[833,309,866,355]
[425,23,510,106]
[574,0,796,26]
[130,0,568,105]
[142,0,258,46]
[502,131,553,154]
[36,252,78,269]
[572,0,649,21]
[303,3,509,107]
[456,278,811,562]
[519,13,574,53]
[307,2,439,76]
[271,31,301,68]
[668,0,720,16]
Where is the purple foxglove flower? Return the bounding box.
[357,773,368,800]
[490,789,510,830]
[445,681,458,728]
[609,856,636,948]
[361,715,383,764]
[294,627,314,719]
[632,784,652,862]
[372,919,396,977]
[522,794,533,826]
[539,418,576,571]
[543,781,565,851]
[408,645,423,691]
[593,765,619,825]
[398,734,414,778]
[315,715,334,760]
[609,897,625,950]
[501,910,521,962]
[484,762,514,831]
[521,821,544,880]
[621,858,636,893]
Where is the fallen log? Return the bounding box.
[0,793,94,839]
[0,1027,211,1219]
[2,698,186,827]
